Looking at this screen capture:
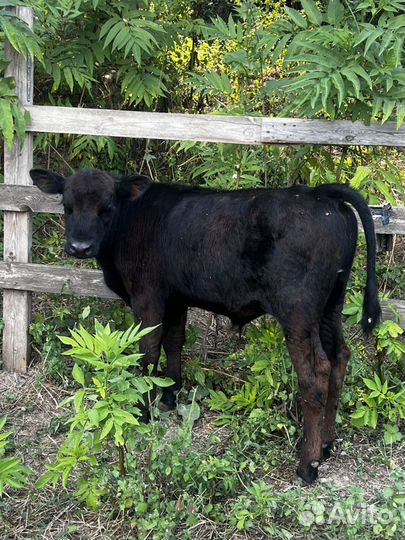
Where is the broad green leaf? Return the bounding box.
[320,77,331,108]
[148,376,174,388]
[81,306,91,319]
[177,401,201,425]
[386,77,394,93]
[58,336,77,347]
[0,457,23,474]
[0,99,14,148]
[374,179,397,206]
[273,72,325,93]
[382,99,396,123]
[132,378,152,394]
[396,101,405,128]
[0,432,12,442]
[36,471,57,489]
[300,0,323,25]
[379,30,394,56]
[308,85,321,108]
[77,326,95,352]
[326,0,344,25]
[113,409,138,425]
[114,424,124,446]
[364,28,383,56]
[350,166,371,189]
[271,34,291,64]
[363,377,378,391]
[88,408,99,427]
[72,363,85,386]
[287,53,337,69]
[73,389,85,412]
[369,408,378,429]
[69,329,86,348]
[63,67,74,92]
[353,26,374,47]
[331,71,346,107]
[134,324,160,341]
[102,21,121,48]
[371,96,383,120]
[1,17,20,55]
[350,65,372,89]
[284,7,307,28]
[112,27,129,53]
[100,417,113,440]
[10,102,26,145]
[341,69,361,99]
[61,464,73,488]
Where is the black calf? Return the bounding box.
[30,167,381,483]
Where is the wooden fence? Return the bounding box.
[1,7,405,372]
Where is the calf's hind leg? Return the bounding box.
[285,326,331,484]
[320,309,351,459]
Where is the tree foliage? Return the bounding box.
[266,0,405,125]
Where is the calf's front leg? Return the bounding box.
[132,296,164,417]
[160,308,187,410]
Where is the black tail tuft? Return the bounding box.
[361,280,382,336]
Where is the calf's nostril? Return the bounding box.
[69,241,92,256]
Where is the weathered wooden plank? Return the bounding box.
[357,207,405,235]
[0,261,403,327]
[381,299,405,328]
[2,7,34,373]
[262,118,405,147]
[0,262,118,299]
[371,207,405,235]
[0,185,404,236]
[0,185,63,214]
[26,106,263,145]
[24,105,405,147]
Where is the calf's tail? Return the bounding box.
[314,183,381,335]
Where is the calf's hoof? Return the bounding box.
[139,408,151,424]
[297,460,320,485]
[322,441,334,460]
[159,390,177,412]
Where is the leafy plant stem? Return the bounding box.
[118,445,126,477]
[335,147,348,183]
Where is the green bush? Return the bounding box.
[0,416,31,496]
[37,321,173,508]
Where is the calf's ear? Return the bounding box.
[116,174,151,200]
[30,168,65,194]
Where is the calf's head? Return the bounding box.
[30,168,151,259]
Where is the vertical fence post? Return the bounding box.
[2,7,34,372]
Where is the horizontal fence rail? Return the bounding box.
[25,105,405,147]
[0,185,62,214]
[0,185,404,235]
[0,262,403,326]
[0,262,118,299]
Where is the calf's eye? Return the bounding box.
[99,203,113,216]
